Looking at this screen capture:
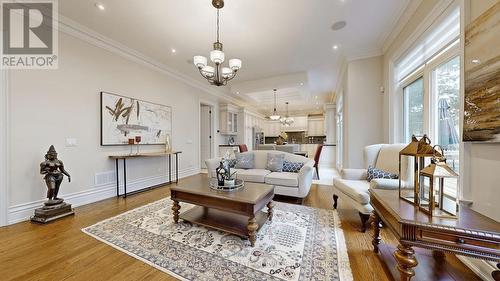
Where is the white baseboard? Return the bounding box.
[457,256,496,281]
[7,168,200,225]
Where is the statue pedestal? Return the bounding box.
[30,201,74,223]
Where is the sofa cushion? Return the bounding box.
[235,152,254,169]
[233,169,271,183]
[332,178,370,204]
[265,172,299,187]
[282,161,304,173]
[227,158,237,168]
[266,153,285,172]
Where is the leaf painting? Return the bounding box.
[101,92,172,145]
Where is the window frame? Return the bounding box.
[398,41,460,143]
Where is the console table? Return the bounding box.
[109,151,181,198]
[369,189,500,281]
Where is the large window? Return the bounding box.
[403,77,424,141]
[394,5,461,200]
[432,56,460,173]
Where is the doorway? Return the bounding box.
[200,104,213,168]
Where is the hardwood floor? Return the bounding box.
[0,174,479,281]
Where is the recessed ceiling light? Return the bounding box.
[171,48,176,53]
[300,82,304,86]
[95,2,105,10]
[331,20,346,31]
[471,59,481,64]
[333,45,339,50]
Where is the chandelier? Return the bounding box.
[269,89,280,120]
[193,0,242,86]
[280,102,294,127]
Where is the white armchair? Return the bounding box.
[332,144,410,232]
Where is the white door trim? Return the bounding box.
[0,67,10,226]
[198,99,217,169]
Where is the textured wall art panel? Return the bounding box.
[463,2,500,142]
[100,91,172,145]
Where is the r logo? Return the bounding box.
[2,2,53,55]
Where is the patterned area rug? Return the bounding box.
[82,198,352,281]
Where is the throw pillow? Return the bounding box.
[226,158,237,168]
[366,166,398,182]
[282,161,304,173]
[266,153,285,172]
[235,152,254,169]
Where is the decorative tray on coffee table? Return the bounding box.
[209,178,244,191]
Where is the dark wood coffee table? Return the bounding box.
[170,176,275,247]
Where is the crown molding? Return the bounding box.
[55,15,244,107]
[380,0,421,54]
[346,48,383,62]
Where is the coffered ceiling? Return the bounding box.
[59,0,410,115]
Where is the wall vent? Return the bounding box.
[95,171,116,186]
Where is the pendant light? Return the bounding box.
[269,89,281,120]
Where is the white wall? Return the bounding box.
[5,30,221,223]
[343,56,384,168]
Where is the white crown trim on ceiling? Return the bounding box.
[55,14,245,107]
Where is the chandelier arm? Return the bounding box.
[197,68,212,80]
[224,71,238,82]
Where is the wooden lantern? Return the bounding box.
[399,135,440,205]
[419,145,459,218]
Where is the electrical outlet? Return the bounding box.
[66,138,77,147]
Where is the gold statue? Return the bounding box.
[40,145,71,204]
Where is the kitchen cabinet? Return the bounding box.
[307,118,325,136]
[219,104,239,135]
[264,121,281,137]
[283,116,308,132]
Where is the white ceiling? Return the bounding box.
[59,0,409,115]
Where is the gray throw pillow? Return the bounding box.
[235,152,254,169]
[266,153,285,172]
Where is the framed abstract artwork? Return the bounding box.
[463,2,500,142]
[100,91,172,146]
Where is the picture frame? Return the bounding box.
[100,91,172,146]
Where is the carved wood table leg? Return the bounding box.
[172,200,180,224]
[248,216,258,247]
[267,200,275,222]
[393,242,418,281]
[371,212,381,253]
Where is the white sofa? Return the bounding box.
[205,150,315,199]
[332,144,410,231]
